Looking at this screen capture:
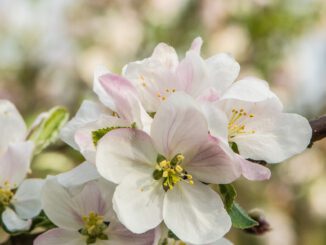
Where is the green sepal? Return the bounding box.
[98,233,109,240]
[156,154,166,163]
[228,202,259,229]
[153,169,163,180]
[229,142,239,154]
[27,106,69,155]
[219,184,237,211]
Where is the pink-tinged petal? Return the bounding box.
[1,208,32,232]
[151,93,208,159]
[93,65,115,109]
[185,136,241,184]
[0,141,34,188]
[41,178,83,230]
[197,87,221,103]
[12,179,44,219]
[0,100,27,154]
[189,36,203,54]
[34,228,84,245]
[163,181,231,244]
[205,53,240,93]
[237,156,271,181]
[113,172,164,234]
[99,73,151,129]
[221,77,282,105]
[107,221,156,245]
[189,238,233,245]
[176,51,209,98]
[60,100,103,150]
[72,181,107,218]
[96,128,157,184]
[57,162,100,188]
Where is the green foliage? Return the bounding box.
[27,106,69,155]
[219,184,258,229]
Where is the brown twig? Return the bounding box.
[309,115,326,146]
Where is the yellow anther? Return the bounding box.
[160,160,168,168]
[249,114,254,118]
[189,180,194,185]
[172,88,176,92]
[0,182,13,207]
[175,165,183,173]
[81,211,108,240]
[165,89,170,92]
[176,154,184,162]
[163,171,169,178]
[157,93,161,98]
[162,96,166,101]
[142,82,147,87]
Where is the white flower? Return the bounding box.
[0,100,43,232]
[35,177,156,245]
[208,78,312,164]
[96,93,241,244]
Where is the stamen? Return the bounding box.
[153,154,193,191]
[228,108,256,141]
[0,181,13,207]
[80,212,109,243]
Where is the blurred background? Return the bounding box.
[0,0,326,244]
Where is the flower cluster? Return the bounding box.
[0,37,312,245]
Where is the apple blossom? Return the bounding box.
[0,100,43,232]
[209,78,312,163]
[35,177,156,245]
[96,93,241,244]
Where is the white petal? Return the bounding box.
[163,181,231,244]
[107,221,156,245]
[151,42,179,70]
[185,136,241,184]
[205,53,240,93]
[41,178,83,230]
[234,113,312,163]
[221,77,282,105]
[1,208,31,232]
[201,103,229,140]
[34,228,84,245]
[237,156,271,181]
[191,238,233,245]
[57,162,100,188]
[0,141,34,187]
[12,179,44,219]
[151,93,208,159]
[176,51,209,98]
[0,100,26,153]
[72,181,108,217]
[60,100,103,150]
[74,115,130,163]
[96,128,157,184]
[113,173,164,234]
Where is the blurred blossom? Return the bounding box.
[145,0,190,25]
[278,149,325,185]
[309,178,326,219]
[208,25,249,61]
[263,209,297,245]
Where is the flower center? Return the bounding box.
[228,108,255,142]
[152,154,193,191]
[80,212,109,244]
[0,182,14,207]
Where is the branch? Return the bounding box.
[309,115,326,145]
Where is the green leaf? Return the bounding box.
[219,184,237,211]
[27,106,69,155]
[228,202,258,229]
